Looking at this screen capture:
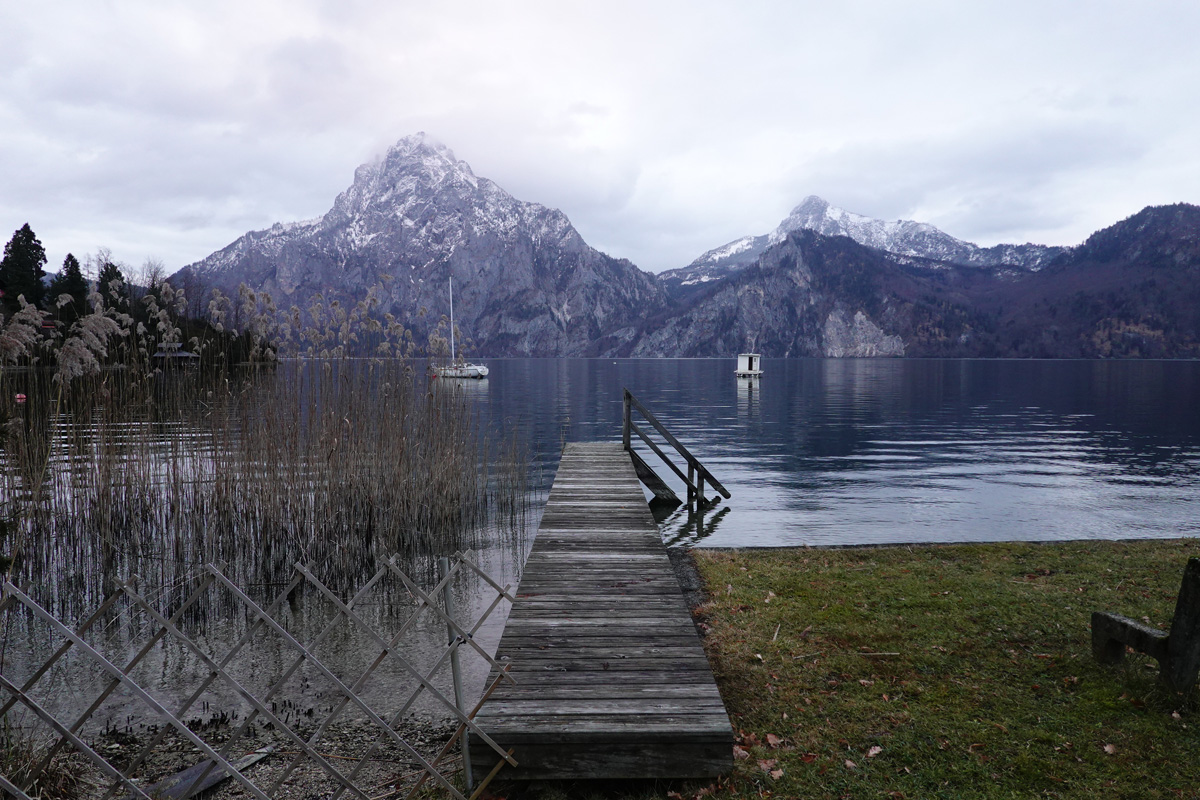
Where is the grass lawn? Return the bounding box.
[492,538,1200,800]
[691,538,1200,799]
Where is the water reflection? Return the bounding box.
[465,358,1200,548]
[0,362,531,726]
[736,377,759,419]
[660,499,732,547]
[2,547,517,734]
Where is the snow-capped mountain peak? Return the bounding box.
[659,195,1066,300]
[380,132,478,189]
[769,195,969,257]
[174,133,664,356]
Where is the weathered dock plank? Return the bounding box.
[468,442,733,780]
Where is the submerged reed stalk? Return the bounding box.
[0,282,528,617]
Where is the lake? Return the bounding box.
[467,358,1200,548]
[5,357,1199,732]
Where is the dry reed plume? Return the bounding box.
[0,280,527,618]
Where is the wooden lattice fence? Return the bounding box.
[0,551,516,799]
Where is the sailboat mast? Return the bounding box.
[449,275,456,362]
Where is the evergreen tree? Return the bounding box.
[0,223,48,315]
[48,253,89,323]
[97,259,128,312]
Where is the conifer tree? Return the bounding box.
[0,223,48,315]
[97,259,128,312]
[48,253,89,323]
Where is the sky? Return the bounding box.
[2,1,1198,277]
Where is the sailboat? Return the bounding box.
[431,276,489,379]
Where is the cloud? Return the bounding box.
[785,117,1149,246]
[1,0,1198,275]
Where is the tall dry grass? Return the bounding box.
[0,281,527,618]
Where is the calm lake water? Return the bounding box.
[6,357,1199,733]
[466,358,1200,548]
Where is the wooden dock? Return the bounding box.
[468,442,733,780]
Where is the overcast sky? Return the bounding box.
[2,1,1198,276]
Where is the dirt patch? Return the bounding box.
[56,716,461,799]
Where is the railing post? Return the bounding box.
[623,388,731,504]
[622,389,632,451]
[440,556,473,791]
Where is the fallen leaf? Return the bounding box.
[801,753,818,763]
[859,679,874,686]
[758,758,778,772]
[769,769,784,780]
[764,590,776,603]
[867,746,883,758]
[766,733,783,748]
[1103,744,1116,755]
[1173,711,1183,720]
[754,653,764,662]
[732,745,750,760]
[845,759,857,770]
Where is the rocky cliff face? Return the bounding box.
[175,134,666,356]
[659,195,1065,301]
[646,203,1200,361]
[628,230,985,358]
[175,134,1200,360]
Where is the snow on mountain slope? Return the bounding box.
[177,133,664,356]
[659,196,1065,300]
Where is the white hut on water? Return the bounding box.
[152,341,200,369]
[735,353,762,377]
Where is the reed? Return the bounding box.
[0,281,527,617]
[0,716,84,800]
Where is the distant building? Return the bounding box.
[152,341,200,368]
[735,353,763,377]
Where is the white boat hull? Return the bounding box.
[432,364,490,379]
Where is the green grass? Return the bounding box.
[486,539,1200,800]
[691,539,1200,800]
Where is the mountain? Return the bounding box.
[174,133,665,356]
[633,204,1200,359]
[174,134,1199,360]
[630,229,986,358]
[982,204,1200,358]
[659,196,1064,302]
